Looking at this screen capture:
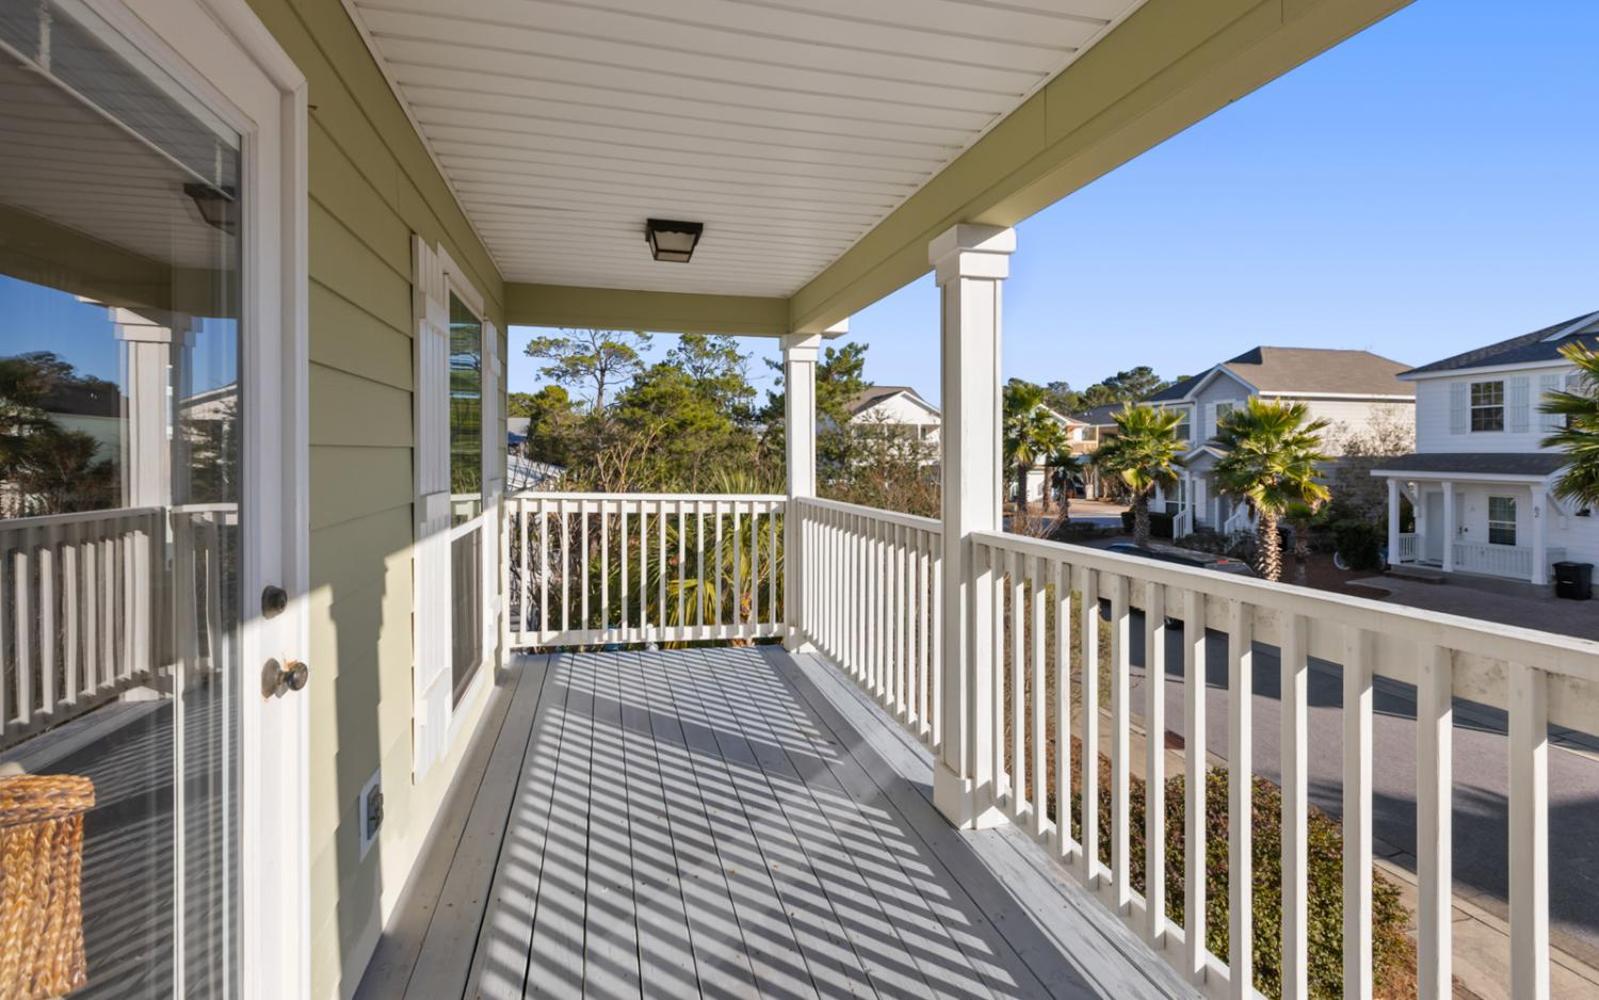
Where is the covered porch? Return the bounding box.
[1375,457,1567,586]
[357,645,1182,999]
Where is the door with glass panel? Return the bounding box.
[0,1,303,995]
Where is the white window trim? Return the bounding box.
[1487,495,1518,547]
[1470,379,1506,433]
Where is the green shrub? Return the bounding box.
[1331,518,1384,572]
[1064,745,1412,998]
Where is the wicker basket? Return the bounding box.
[0,775,95,1000]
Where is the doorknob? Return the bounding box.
[262,658,310,698]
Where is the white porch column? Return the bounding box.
[782,329,827,651]
[1441,481,1456,573]
[1387,478,1402,564]
[1531,484,1548,586]
[931,223,1015,829]
[111,307,173,508]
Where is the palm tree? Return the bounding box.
[1003,382,1066,531]
[1211,398,1331,583]
[1540,342,1599,507]
[1091,404,1186,547]
[1047,449,1084,519]
[1283,499,1321,586]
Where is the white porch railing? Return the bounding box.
[1223,503,1254,536]
[1,506,163,748]
[1451,541,1566,581]
[504,492,786,648]
[1172,504,1195,539]
[792,497,942,747]
[787,496,1594,1000]
[1397,532,1418,562]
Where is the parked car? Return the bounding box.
[1106,541,1258,577]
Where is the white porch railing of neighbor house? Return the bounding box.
[792,497,942,747]
[790,497,1593,1000]
[0,506,163,747]
[505,492,786,648]
[1396,532,1418,562]
[1452,541,1566,581]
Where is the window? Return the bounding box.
[1488,496,1517,546]
[1174,410,1191,443]
[1470,380,1505,432]
[449,292,484,523]
[1215,401,1235,425]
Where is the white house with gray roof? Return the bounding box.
[1146,346,1415,536]
[1374,309,1599,588]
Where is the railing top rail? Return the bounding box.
[794,495,941,534]
[508,490,787,503]
[0,506,165,531]
[973,528,1599,680]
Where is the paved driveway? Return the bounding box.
[1351,575,1599,641]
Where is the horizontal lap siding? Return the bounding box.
[246,1,506,998]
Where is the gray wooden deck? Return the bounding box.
[357,645,1193,1000]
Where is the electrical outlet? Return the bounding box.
[358,769,383,861]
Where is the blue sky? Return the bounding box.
[510,0,1599,407]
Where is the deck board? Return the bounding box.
[367,644,1197,1000]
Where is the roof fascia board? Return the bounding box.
[1369,468,1560,484]
[1402,358,1575,382]
[505,282,791,337]
[1260,392,1413,403]
[787,0,1412,333]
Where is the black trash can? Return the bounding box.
[1554,561,1592,600]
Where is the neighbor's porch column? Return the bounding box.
[1530,483,1548,586]
[1387,478,1402,564]
[931,223,1015,829]
[782,329,824,651]
[1442,481,1456,573]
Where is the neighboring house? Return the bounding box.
[1015,406,1090,504]
[1070,403,1125,499]
[1146,346,1415,535]
[845,385,941,448]
[1374,310,1599,589]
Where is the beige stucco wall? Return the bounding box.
[243,1,506,996]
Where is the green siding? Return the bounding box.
[245,1,505,997]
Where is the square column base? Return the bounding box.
[782,630,814,654]
[933,761,1006,830]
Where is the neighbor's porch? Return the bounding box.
[1380,473,1563,586]
[355,644,1183,999]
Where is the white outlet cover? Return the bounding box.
[358,768,381,861]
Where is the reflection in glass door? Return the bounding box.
[0,2,241,995]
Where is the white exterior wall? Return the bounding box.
[1414,365,1573,454]
[1275,396,1414,456]
[1414,482,1599,568]
[853,392,941,446]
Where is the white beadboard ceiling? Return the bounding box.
[346,0,1147,298]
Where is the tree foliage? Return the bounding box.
[0,352,118,515]
[1044,365,1173,414]
[1211,398,1332,582]
[1003,380,1068,526]
[1541,341,1599,508]
[1091,404,1186,546]
[524,328,652,411]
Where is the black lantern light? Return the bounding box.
[645,218,703,263]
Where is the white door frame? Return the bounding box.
[84,0,311,995]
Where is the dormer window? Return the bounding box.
[1470,380,1504,432]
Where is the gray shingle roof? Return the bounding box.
[1150,347,1412,401]
[1371,452,1567,477]
[846,385,938,417]
[1072,403,1131,425]
[1402,310,1599,377]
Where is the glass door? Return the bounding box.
[0,2,247,994]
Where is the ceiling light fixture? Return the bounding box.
[645,218,703,263]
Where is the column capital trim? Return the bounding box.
[929,224,1015,286]
[781,332,822,361]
